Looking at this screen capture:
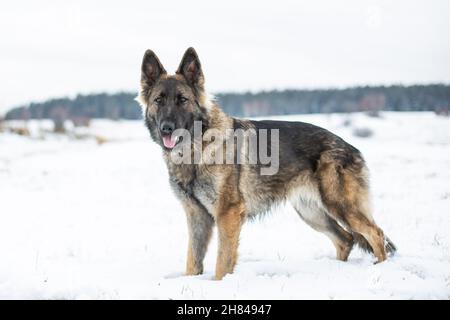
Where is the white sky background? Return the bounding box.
[0,0,449,114]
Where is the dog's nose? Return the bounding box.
[160,121,175,135]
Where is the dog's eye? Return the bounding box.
[179,97,188,104]
[154,97,162,105]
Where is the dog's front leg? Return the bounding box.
[183,201,214,276]
[215,203,245,280]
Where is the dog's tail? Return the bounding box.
[353,233,397,256]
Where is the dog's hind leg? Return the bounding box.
[317,153,388,263]
[289,190,354,261]
[343,210,387,262]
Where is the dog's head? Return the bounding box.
[137,47,211,150]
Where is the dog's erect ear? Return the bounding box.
[176,47,204,89]
[141,50,166,87]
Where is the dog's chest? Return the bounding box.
[169,164,218,214]
[191,175,217,213]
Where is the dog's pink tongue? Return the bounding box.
[162,135,177,149]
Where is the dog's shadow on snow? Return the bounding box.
[164,271,214,281]
[163,253,384,281]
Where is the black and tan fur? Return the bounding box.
[137,48,396,280]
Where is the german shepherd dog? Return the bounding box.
[137,48,396,280]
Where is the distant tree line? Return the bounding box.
[5,85,450,122]
[5,92,141,122]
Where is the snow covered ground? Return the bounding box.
[0,112,449,299]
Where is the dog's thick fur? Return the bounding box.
[138,48,396,280]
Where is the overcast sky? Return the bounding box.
[1,0,449,114]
